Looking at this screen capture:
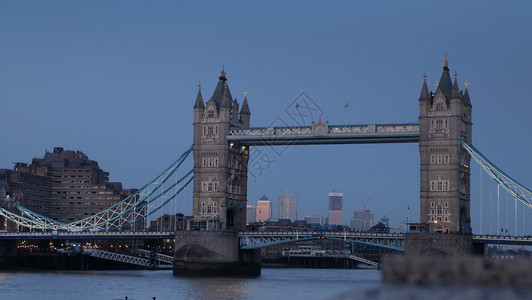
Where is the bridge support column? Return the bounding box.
[0,240,18,268]
[173,230,260,276]
[405,233,475,256]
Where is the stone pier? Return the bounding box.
[173,230,260,276]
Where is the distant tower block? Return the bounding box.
[192,68,251,231]
[328,192,343,226]
[278,194,297,221]
[418,57,472,234]
[256,195,271,222]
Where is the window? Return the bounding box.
[430,180,450,191]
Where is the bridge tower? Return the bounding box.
[174,68,259,276]
[418,57,473,235]
[192,67,250,231]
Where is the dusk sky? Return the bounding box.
[1,1,531,233]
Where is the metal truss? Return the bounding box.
[462,140,532,209]
[0,146,194,231]
[138,249,173,265]
[239,232,406,252]
[227,123,420,146]
[0,209,52,230]
[84,249,154,267]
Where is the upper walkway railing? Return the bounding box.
[227,123,420,145]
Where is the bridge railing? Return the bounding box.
[228,123,420,139]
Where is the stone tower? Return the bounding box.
[192,67,251,231]
[418,57,472,234]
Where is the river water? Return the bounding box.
[0,268,529,300]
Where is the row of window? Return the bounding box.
[430,201,449,208]
[430,180,449,191]
[202,157,219,168]
[434,102,447,112]
[430,154,450,164]
[201,182,219,192]
[430,118,448,129]
[203,125,218,135]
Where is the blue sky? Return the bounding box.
[1,1,531,233]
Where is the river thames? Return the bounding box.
[0,268,530,300]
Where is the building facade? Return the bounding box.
[192,68,251,231]
[0,147,138,230]
[246,204,256,224]
[256,195,271,222]
[418,58,472,234]
[328,192,343,226]
[304,215,324,227]
[278,193,297,222]
[350,208,374,232]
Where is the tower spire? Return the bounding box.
[444,52,448,68]
[419,72,430,102]
[194,81,205,109]
[241,89,250,115]
[220,64,227,80]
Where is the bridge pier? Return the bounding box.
[404,232,477,256]
[0,239,18,268]
[173,230,260,277]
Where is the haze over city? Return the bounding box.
[1,1,531,232]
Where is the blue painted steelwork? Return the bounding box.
[0,146,194,231]
[227,123,420,146]
[0,230,175,240]
[462,140,532,209]
[239,231,406,251]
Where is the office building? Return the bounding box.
[328,192,343,225]
[246,204,256,224]
[278,193,297,221]
[380,214,389,227]
[350,207,374,231]
[0,147,137,229]
[256,195,271,222]
[304,215,324,226]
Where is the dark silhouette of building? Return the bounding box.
[0,147,137,229]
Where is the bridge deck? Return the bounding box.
[227,123,420,145]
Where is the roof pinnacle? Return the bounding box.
[220,64,227,80]
[444,52,448,68]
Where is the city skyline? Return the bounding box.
[1,1,532,233]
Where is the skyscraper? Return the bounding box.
[328,192,343,225]
[278,193,297,221]
[246,204,256,224]
[256,195,271,222]
[350,207,374,231]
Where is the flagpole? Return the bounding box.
[344,101,348,126]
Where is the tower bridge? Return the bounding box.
[1,58,532,276]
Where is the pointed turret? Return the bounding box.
[211,65,233,108]
[451,74,461,98]
[219,82,232,109]
[463,85,471,107]
[436,59,453,103]
[194,82,205,109]
[240,90,251,127]
[419,72,430,102]
[241,90,250,115]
